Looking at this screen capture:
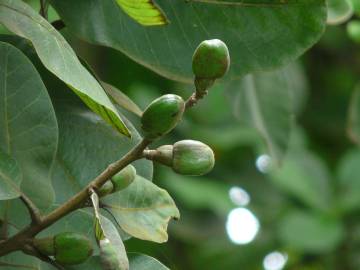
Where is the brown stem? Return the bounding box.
[185,91,207,109]
[39,0,49,19]
[0,138,151,257]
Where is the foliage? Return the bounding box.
[0,0,359,269]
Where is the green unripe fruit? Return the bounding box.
[98,180,115,197]
[347,21,360,43]
[192,39,230,80]
[33,232,93,265]
[111,165,136,192]
[173,140,215,176]
[145,140,215,176]
[141,94,185,139]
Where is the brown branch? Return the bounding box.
[0,138,151,257]
[20,194,42,225]
[185,91,207,109]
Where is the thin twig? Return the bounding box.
[185,91,207,109]
[20,194,42,225]
[23,244,65,270]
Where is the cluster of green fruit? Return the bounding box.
[31,39,230,267]
[347,0,360,43]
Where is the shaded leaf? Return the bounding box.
[225,65,294,165]
[104,175,180,243]
[327,0,353,25]
[0,42,57,210]
[51,0,326,82]
[0,148,21,200]
[278,210,344,253]
[116,0,168,26]
[102,81,143,117]
[0,0,130,136]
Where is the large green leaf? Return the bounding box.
[50,0,326,82]
[225,64,296,164]
[104,175,180,243]
[129,253,169,270]
[0,42,57,210]
[327,0,353,25]
[278,210,344,253]
[0,0,130,136]
[0,148,21,200]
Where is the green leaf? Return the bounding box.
[336,149,360,213]
[0,148,21,200]
[0,42,57,210]
[270,150,331,211]
[225,64,295,165]
[50,0,326,82]
[129,253,169,270]
[90,191,129,270]
[50,90,152,205]
[0,0,130,137]
[347,84,360,145]
[104,175,180,243]
[327,0,353,25]
[102,81,143,117]
[116,0,168,26]
[278,210,344,253]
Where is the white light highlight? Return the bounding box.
[263,251,288,270]
[256,154,272,173]
[229,187,250,206]
[226,208,260,245]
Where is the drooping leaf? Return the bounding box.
[327,0,353,25]
[0,42,57,210]
[116,0,168,26]
[278,210,344,253]
[347,84,360,145]
[51,0,326,82]
[225,64,295,165]
[90,191,129,270]
[104,175,180,243]
[0,0,130,136]
[102,81,143,117]
[0,148,21,200]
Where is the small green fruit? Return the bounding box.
[111,165,136,192]
[98,180,115,197]
[173,140,215,176]
[192,39,230,80]
[34,232,93,265]
[146,140,215,176]
[141,94,185,139]
[347,21,360,43]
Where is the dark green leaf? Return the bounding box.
[129,253,169,270]
[0,42,57,210]
[347,84,360,144]
[104,175,180,243]
[0,0,130,136]
[50,0,326,82]
[0,148,21,200]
